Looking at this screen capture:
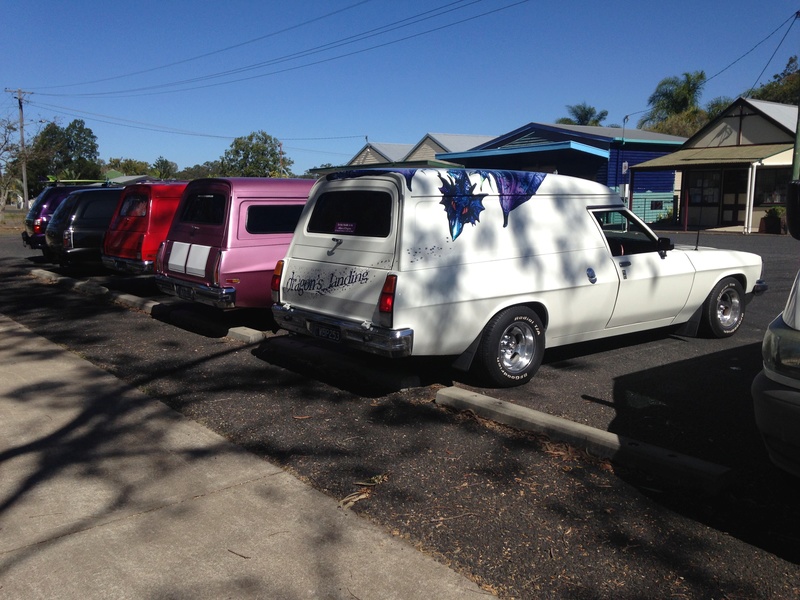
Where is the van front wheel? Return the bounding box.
[476,307,545,387]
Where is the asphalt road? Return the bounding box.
[1,225,800,599]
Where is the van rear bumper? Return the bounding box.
[102,255,153,275]
[155,274,236,309]
[272,304,413,358]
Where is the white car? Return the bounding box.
[272,168,767,387]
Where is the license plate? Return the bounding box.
[314,324,340,342]
[176,285,194,300]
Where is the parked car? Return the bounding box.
[272,168,767,387]
[44,187,124,267]
[22,182,108,258]
[752,180,800,477]
[102,181,188,275]
[155,177,314,309]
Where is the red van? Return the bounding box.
[102,181,188,274]
[155,177,313,309]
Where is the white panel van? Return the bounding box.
[272,168,765,387]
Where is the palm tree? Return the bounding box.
[638,71,706,129]
[556,102,608,126]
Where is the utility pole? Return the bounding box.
[5,89,30,209]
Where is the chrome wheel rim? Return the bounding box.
[499,322,536,374]
[717,289,742,328]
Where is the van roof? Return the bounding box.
[324,167,622,199]
[187,177,315,195]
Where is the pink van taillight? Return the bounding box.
[379,274,397,314]
[33,218,44,235]
[135,236,144,261]
[212,251,222,287]
[271,260,284,301]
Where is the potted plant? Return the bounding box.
[760,206,786,234]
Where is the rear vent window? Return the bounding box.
[179,193,226,225]
[119,194,148,217]
[246,204,304,234]
[307,190,391,237]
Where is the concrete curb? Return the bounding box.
[436,386,734,495]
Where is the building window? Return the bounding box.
[755,168,791,206]
[689,170,721,205]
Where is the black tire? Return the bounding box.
[703,277,745,338]
[476,307,545,387]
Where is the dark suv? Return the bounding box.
[23,183,109,258]
[44,188,124,267]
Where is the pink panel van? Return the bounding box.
[155,177,313,309]
[102,181,188,274]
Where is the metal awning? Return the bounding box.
[631,143,793,171]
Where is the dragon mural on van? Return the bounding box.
[326,168,547,241]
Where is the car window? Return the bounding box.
[120,194,148,217]
[80,196,119,221]
[246,204,304,234]
[307,190,392,237]
[179,193,227,225]
[593,209,659,256]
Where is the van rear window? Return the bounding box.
[179,193,227,225]
[119,194,148,217]
[307,191,391,237]
[246,204,304,234]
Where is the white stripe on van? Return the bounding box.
[168,242,191,274]
[186,244,211,277]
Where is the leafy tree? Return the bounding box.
[750,55,799,105]
[704,96,735,121]
[220,130,292,177]
[176,160,222,180]
[25,120,102,195]
[105,157,150,175]
[638,71,707,129]
[302,163,335,178]
[150,156,178,179]
[556,102,608,126]
[0,116,20,222]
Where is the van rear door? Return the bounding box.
[104,189,149,260]
[280,175,400,322]
[162,180,230,284]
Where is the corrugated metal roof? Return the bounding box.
[746,98,799,131]
[423,133,497,152]
[631,143,793,171]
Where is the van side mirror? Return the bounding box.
[657,237,674,255]
[786,181,800,241]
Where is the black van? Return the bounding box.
[23,183,108,258]
[45,188,124,266]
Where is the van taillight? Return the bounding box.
[271,260,284,301]
[33,218,43,235]
[62,229,73,250]
[379,274,397,314]
[155,242,165,273]
[212,251,222,286]
[135,236,144,260]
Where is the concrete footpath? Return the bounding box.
[0,314,487,599]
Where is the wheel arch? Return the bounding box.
[451,300,549,372]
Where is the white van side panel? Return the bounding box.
[393,193,621,355]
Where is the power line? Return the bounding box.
[33,0,521,98]
[26,98,366,146]
[707,10,799,85]
[31,0,377,91]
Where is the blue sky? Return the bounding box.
[2,1,798,175]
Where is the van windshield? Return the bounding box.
[246,204,304,234]
[179,193,227,225]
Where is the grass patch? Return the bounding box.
[0,207,25,236]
